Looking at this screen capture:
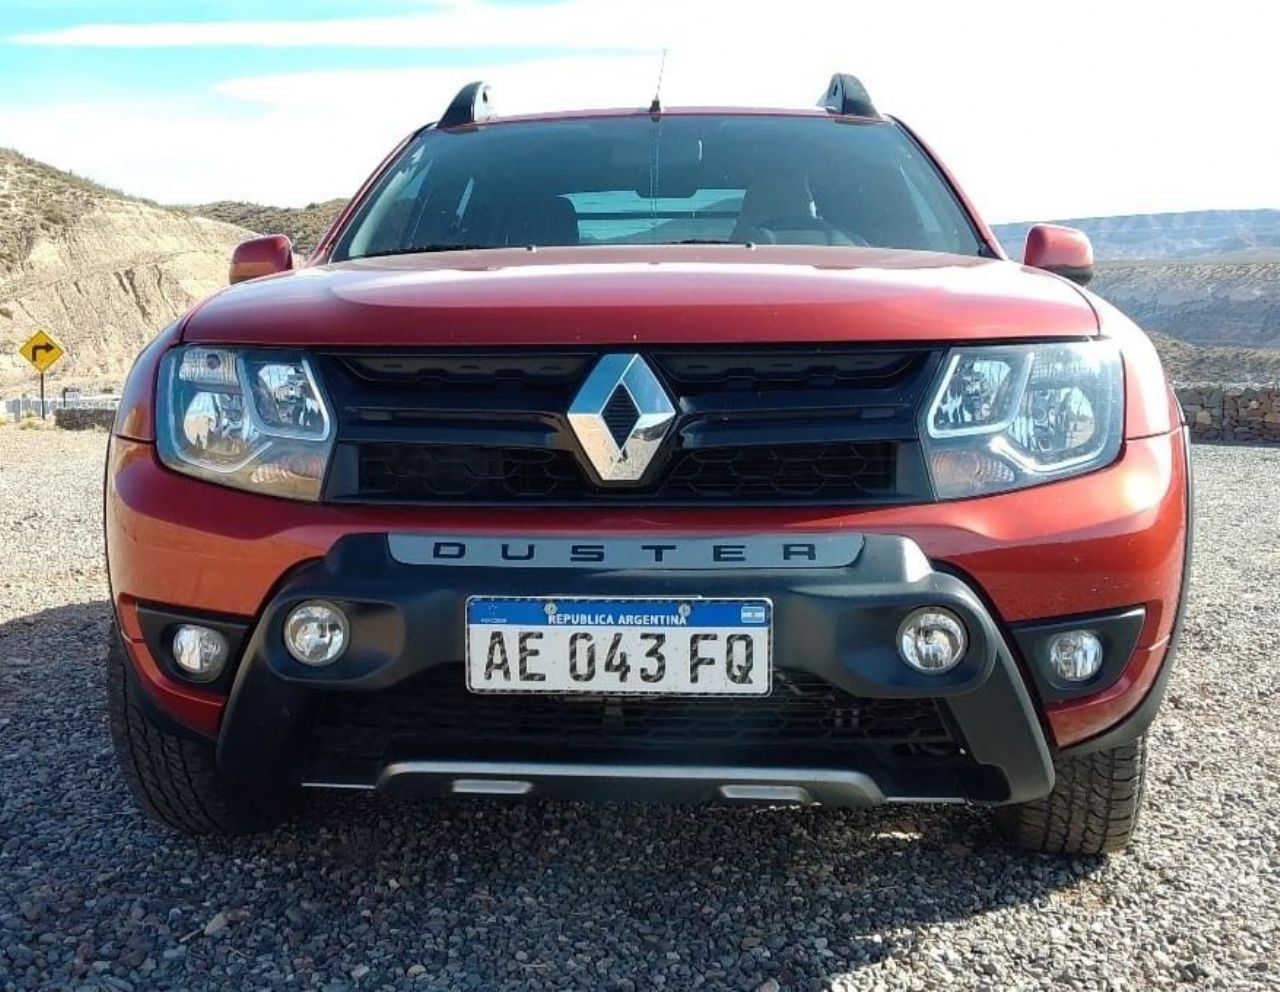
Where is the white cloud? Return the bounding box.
[0,96,407,206]
[3,0,1278,219]
[211,57,661,114]
[8,0,865,51]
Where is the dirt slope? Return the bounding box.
[0,149,251,398]
[184,199,345,255]
[1150,332,1280,385]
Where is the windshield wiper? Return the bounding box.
[351,244,500,259]
[352,240,749,259]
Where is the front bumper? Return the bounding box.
[133,532,1061,804]
[107,428,1189,806]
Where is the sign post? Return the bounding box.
[17,330,66,419]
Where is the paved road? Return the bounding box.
[1,430,1277,991]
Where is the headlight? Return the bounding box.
[921,341,1123,499]
[156,347,333,500]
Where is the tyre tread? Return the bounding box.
[106,626,289,836]
[997,737,1146,855]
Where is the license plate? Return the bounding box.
[465,597,772,695]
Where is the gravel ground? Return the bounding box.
[1,429,1278,991]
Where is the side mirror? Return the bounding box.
[1023,224,1093,286]
[1024,224,1095,285]
[229,235,294,285]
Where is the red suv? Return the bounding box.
[104,75,1190,853]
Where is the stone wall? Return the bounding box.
[1175,384,1280,443]
[53,408,116,431]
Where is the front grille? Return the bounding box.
[318,347,941,506]
[306,666,961,774]
[354,441,898,504]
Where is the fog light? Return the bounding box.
[283,601,348,666]
[171,625,228,681]
[1048,630,1104,682]
[897,608,967,674]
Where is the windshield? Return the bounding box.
[332,114,984,261]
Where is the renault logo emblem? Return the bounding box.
[568,354,676,483]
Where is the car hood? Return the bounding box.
[181,245,1098,347]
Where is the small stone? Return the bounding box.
[351,964,370,980]
[203,911,229,937]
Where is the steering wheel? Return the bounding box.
[744,214,869,246]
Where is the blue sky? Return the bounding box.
[2,1,1277,222]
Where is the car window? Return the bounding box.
[334,115,984,260]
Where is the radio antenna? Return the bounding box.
[648,48,668,114]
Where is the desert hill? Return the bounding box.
[0,149,252,398]
[1090,259,1280,349]
[185,199,345,256]
[992,209,1280,261]
[995,209,1280,362]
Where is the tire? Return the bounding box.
[995,737,1147,855]
[106,624,293,836]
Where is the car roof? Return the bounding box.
[432,106,887,132]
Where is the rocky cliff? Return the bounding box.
[0,150,251,398]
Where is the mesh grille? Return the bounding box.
[308,666,959,768]
[353,441,898,504]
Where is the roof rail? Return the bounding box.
[819,73,879,118]
[438,81,495,129]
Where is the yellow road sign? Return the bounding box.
[18,330,65,374]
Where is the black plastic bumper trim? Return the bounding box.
[135,602,252,695]
[214,532,1055,806]
[345,761,906,806]
[116,632,218,745]
[1011,606,1146,704]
